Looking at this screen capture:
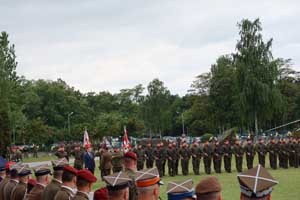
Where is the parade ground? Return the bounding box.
[24,155,300,200]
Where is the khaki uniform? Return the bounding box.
[0,177,10,200]
[26,184,46,200]
[42,179,62,200]
[73,191,89,200]
[54,186,75,200]
[100,151,112,178]
[3,179,18,200]
[10,182,27,200]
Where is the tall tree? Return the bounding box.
[209,55,238,133]
[0,32,19,156]
[234,18,282,134]
[141,79,171,135]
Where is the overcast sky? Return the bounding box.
[1,0,300,95]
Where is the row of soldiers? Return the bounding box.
[51,136,300,180]
[132,137,300,176]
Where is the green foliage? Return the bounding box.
[234,18,282,133]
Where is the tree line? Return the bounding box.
[1,18,300,152]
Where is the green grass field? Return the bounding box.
[25,155,300,199]
[92,156,300,200]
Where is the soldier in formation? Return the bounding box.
[179,143,190,176]
[213,140,223,173]
[166,143,176,176]
[191,142,201,175]
[202,140,212,174]
[233,139,244,172]
[268,137,279,169]
[154,143,164,177]
[222,140,232,173]
[144,143,154,169]
[255,138,267,167]
[244,138,256,169]
[134,144,145,171]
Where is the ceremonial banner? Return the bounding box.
[122,126,131,152]
[83,129,91,147]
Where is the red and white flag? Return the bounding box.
[122,126,131,152]
[83,129,91,147]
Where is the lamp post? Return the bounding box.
[177,111,185,136]
[68,112,73,136]
[181,113,185,136]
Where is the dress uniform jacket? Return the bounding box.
[41,178,62,200]
[54,185,75,200]
[100,152,112,170]
[26,183,46,200]
[10,182,27,200]
[3,179,18,200]
[73,191,89,200]
[0,177,9,200]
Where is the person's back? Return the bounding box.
[54,165,78,200]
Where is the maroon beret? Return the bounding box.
[5,161,16,171]
[94,187,108,200]
[124,151,137,161]
[77,169,97,183]
[28,178,37,186]
[63,165,78,175]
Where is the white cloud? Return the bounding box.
[1,0,300,95]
